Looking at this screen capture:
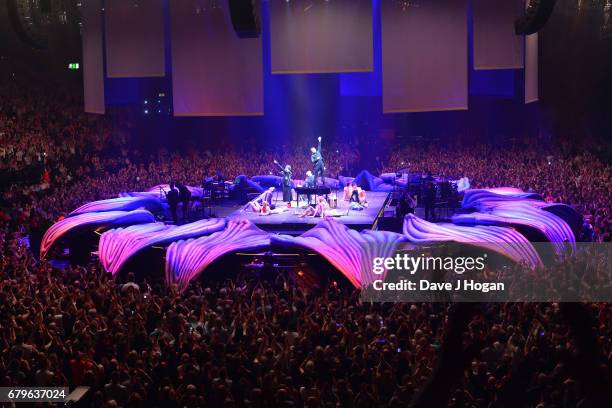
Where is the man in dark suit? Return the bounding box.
[176,182,191,221]
[274,159,293,203]
[166,182,179,224]
[424,174,436,221]
[310,136,325,186]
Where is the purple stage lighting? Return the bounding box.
[99,218,226,275]
[41,210,155,259]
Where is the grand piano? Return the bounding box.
[294,186,331,206]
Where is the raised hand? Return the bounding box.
[318,136,322,142]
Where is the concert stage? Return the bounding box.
[39,184,581,290]
[225,191,391,234]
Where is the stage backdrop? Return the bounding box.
[269,0,373,74]
[381,0,468,113]
[525,32,538,103]
[105,0,165,78]
[170,0,263,116]
[473,0,524,69]
[81,0,105,114]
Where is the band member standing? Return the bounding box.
[310,136,325,186]
[273,159,293,203]
[165,182,180,224]
[397,191,417,219]
[176,182,192,221]
[423,173,436,221]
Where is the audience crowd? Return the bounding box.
[0,67,610,407]
[0,65,125,178]
[386,145,610,242]
[0,240,609,407]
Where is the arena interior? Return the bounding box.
[0,0,611,407]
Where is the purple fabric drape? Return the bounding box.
[170,0,263,116]
[473,0,524,69]
[105,0,165,78]
[269,0,373,74]
[81,0,105,113]
[382,0,468,112]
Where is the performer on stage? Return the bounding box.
[397,191,417,219]
[310,136,325,186]
[348,182,368,209]
[176,182,191,221]
[214,170,225,184]
[165,182,179,224]
[423,173,436,221]
[246,187,276,213]
[300,170,316,206]
[298,195,331,218]
[273,159,293,203]
[303,170,315,188]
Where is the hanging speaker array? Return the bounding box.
[515,0,557,35]
[228,0,261,39]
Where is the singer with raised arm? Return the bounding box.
[310,136,325,186]
[273,159,293,203]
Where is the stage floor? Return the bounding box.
[225,191,391,233]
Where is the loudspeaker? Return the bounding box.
[515,0,556,35]
[40,0,52,14]
[228,0,260,39]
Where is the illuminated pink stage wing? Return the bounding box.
[40,210,155,259]
[166,220,270,292]
[99,218,225,275]
[403,214,543,270]
[69,196,163,216]
[461,190,582,236]
[271,219,406,288]
[452,202,575,256]
[462,188,543,208]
